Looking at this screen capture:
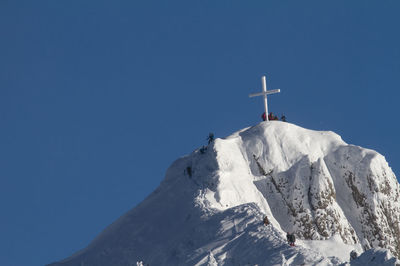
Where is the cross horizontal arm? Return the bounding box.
[249,89,281,98]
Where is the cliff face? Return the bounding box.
[326,145,400,256]
[227,122,400,257]
[49,122,400,265]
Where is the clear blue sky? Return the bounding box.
[1,1,399,265]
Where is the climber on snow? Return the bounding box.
[350,250,358,261]
[262,112,280,121]
[263,216,270,226]
[268,112,278,121]
[286,232,296,246]
[207,132,214,144]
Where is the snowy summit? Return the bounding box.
[49,122,400,265]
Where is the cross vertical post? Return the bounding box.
[249,75,281,122]
[261,76,268,121]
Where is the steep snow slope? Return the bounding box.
[49,122,400,265]
[350,248,400,265]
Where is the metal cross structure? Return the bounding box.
[249,76,281,121]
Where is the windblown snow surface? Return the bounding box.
[49,122,400,265]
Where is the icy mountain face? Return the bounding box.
[224,122,400,256]
[350,248,400,265]
[49,122,400,265]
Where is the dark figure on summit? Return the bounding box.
[268,112,279,121]
[286,232,296,246]
[207,133,214,145]
[281,114,286,122]
[261,112,267,121]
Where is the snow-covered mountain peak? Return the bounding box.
[231,122,344,163]
[49,122,400,265]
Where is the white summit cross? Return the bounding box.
[249,76,280,121]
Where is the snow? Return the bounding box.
[48,121,400,266]
[350,248,400,265]
[300,234,363,262]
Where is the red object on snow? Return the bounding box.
[268,112,275,121]
[261,112,266,121]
